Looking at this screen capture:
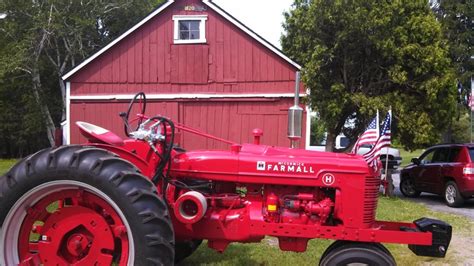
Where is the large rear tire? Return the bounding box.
[0,145,174,265]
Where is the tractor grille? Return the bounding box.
[363,176,380,225]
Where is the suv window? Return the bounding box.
[447,147,461,162]
[433,147,450,163]
[420,149,435,164]
[469,148,474,162]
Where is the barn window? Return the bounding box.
[173,15,207,44]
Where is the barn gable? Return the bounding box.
[62,0,307,149]
[63,0,300,83]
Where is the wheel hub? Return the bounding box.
[16,189,130,265]
[38,205,115,264]
[446,185,455,203]
[66,233,89,257]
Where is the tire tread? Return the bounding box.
[0,145,174,265]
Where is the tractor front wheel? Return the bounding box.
[0,145,174,265]
[319,241,395,266]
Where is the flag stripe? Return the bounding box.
[352,115,378,154]
[363,112,391,167]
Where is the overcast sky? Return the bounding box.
[213,0,294,49]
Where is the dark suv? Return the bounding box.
[400,143,474,207]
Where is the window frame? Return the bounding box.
[173,15,207,44]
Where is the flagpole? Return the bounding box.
[384,108,392,196]
[376,110,380,137]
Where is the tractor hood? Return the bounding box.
[171,144,372,187]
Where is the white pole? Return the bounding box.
[471,77,473,143]
[376,110,380,137]
[383,109,392,195]
[384,109,391,174]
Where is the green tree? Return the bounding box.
[0,0,163,153]
[450,110,470,143]
[282,0,457,151]
[432,0,473,104]
[309,112,327,146]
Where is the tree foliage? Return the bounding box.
[450,109,470,143]
[433,0,473,105]
[0,0,163,157]
[282,0,457,151]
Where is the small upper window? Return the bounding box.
[173,15,207,44]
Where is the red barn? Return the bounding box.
[62,0,307,150]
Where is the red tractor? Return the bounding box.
[0,92,451,265]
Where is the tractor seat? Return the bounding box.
[76,121,124,146]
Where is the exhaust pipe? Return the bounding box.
[288,72,303,148]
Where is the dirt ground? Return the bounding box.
[449,234,474,265]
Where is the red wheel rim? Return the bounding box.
[17,189,130,265]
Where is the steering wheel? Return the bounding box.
[121,92,147,137]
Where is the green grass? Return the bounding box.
[0,159,16,175]
[182,196,472,265]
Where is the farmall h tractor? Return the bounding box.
[0,91,452,265]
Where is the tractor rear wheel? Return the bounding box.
[319,241,395,266]
[0,145,174,265]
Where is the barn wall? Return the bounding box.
[67,0,306,149]
[70,98,307,149]
[69,0,298,95]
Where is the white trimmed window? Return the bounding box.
[173,15,207,44]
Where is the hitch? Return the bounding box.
[407,218,452,258]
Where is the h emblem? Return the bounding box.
[322,173,335,186]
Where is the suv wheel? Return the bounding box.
[400,178,421,197]
[445,181,464,207]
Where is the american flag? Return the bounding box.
[351,114,378,154]
[363,111,391,167]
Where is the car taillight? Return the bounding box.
[463,167,474,175]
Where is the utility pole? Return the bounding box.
[471,77,473,143]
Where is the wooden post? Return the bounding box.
[385,169,394,197]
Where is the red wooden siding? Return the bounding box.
[70,99,306,149]
[170,45,209,84]
[67,0,306,150]
[70,100,179,143]
[69,0,297,95]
